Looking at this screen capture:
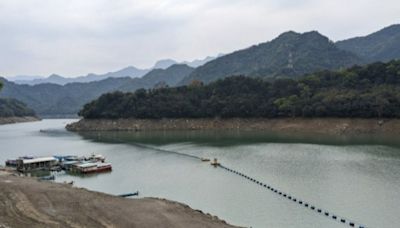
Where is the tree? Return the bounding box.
[78,60,400,119]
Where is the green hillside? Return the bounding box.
[336,24,400,62]
[80,60,400,119]
[0,81,35,117]
[180,31,363,84]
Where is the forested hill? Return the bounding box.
[0,82,35,117]
[336,24,400,63]
[180,31,363,85]
[0,64,193,116]
[79,60,400,119]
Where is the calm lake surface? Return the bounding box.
[1,119,400,228]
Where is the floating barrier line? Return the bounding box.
[218,164,368,228]
[109,140,368,228]
[131,143,202,160]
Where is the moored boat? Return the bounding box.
[5,159,17,167]
[72,162,112,174]
[86,154,106,163]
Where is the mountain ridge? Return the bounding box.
[7,55,218,85]
[0,64,194,115]
[336,24,400,62]
[179,30,363,85]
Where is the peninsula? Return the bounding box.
[67,60,400,134]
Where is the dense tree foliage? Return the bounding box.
[79,60,400,119]
[336,24,400,63]
[0,80,36,117]
[0,98,35,117]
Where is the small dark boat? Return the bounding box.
[5,159,17,167]
[38,175,55,181]
[118,191,139,198]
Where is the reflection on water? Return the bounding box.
[77,129,400,148]
[1,119,400,228]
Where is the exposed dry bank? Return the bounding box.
[0,116,40,125]
[66,118,400,135]
[0,172,237,228]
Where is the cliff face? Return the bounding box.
[66,118,400,135]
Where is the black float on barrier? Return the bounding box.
[216,164,367,228]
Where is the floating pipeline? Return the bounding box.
[218,164,368,228]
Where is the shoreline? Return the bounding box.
[0,116,40,125]
[0,170,237,228]
[66,118,400,135]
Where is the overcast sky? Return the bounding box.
[0,0,399,77]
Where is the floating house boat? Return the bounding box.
[60,160,79,171]
[6,154,112,175]
[16,157,58,172]
[72,162,112,174]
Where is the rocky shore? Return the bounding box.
[0,116,40,125]
[66,118,400,135]
[0,170,237,228]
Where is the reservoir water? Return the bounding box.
[1,119,400,228]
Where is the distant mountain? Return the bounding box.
[336,24,400,62]
[0,64,193,116]
[8,56,215,85]
[120,64,194,91]
[152,55,219,69]
[182,55,222,68]
[180,31,363,84]
[13,66,149,85]
[153,59,178,69]
[6,75,43,81]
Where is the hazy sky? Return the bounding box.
[1,0,399,77]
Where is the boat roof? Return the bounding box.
[94,155,105,158]
[63,161,79,165]
[76,163,97,168]
[22,157,57,164]
[97,163,111,167]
